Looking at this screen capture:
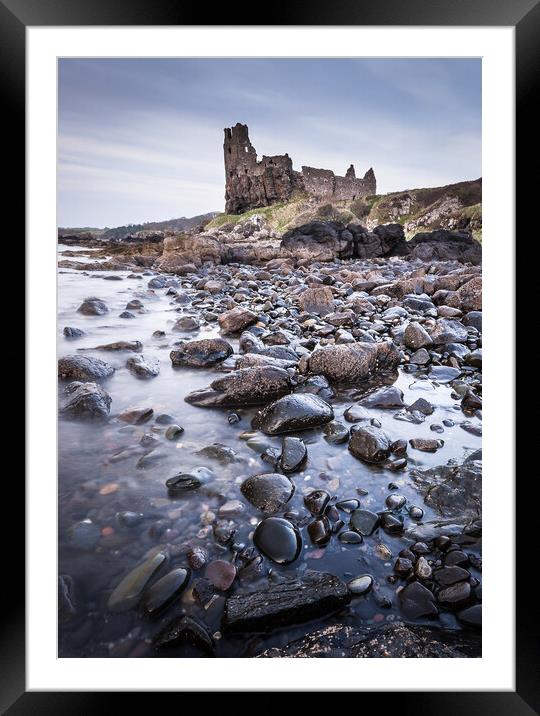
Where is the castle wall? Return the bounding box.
[224,123,376,214]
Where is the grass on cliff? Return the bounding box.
[206,178,482,240]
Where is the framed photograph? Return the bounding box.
[8,0,530,706]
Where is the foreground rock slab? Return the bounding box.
[256,622,480,658]
[222,570,350,634]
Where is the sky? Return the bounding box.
[58,58,481,228]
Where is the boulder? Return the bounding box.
[408,230,482,265]
[153,234,223,271]
[218,307,258,334]
[170,338,233,367]
[302,341,400,383]
[348,425,392,463]
[60,381,112,420]
[280,221,354,262]
[297,286,335,316]
[251,393,334,435]
[58,355,114,381]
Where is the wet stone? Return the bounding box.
[380,512,403,535]
[61,381,112,420]
[348,574,373,595]
[359,385,404,409]
[409,438,443,452]
[409,348,431,365]
[444,550,469,567]
[407,398,434,415]
[142,567,190,615]
[307,516,332,546]
[170,338,233,367]
[415,556,432,580]
[116,511,144,528]
[343,405,370,423]
[348,425,391,464]
[252,394,334,435]
[187,547,207,571]
[173,316,200,332]
[279,436,307,473]
[339,530,363,544]
[457,604,482,628]
[409,505,424,520]
[429,366,461,383]
[240,473,294,514]
[323,421,349,444]
[166,467,213,495]
[58,355,114,382]
[385,494,406,510]
[399,581,438,619]
[165,424,184,440]
[77,297,109,315]
[304,489,330,516]
[336,499,360,513]
[437,581,471,609]
[434,566,470,586]
[394,557,413,576]
[253,517,302,565]
[118,407,154,424]
[350,509,379,536]
[63,326,85,339]
[126,355,160,378]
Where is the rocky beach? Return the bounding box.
[58,208,482,658]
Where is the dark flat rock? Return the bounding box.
[222,570,350,634]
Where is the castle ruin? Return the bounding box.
[224,123,376,214]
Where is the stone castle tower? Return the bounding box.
[224,122,376,214]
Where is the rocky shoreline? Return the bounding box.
[58,222,482,658]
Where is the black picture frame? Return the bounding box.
[5,0,531,708]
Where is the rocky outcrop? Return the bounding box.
[256,622,480,658]
[153,234,223,272]
[407,229,482,265]
[281,221,355,262]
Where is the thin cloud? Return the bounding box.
[58,58,481,227]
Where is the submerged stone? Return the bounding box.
[142,567,190,614]
[108,551,167,612]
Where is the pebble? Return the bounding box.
[348,574,373,595]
